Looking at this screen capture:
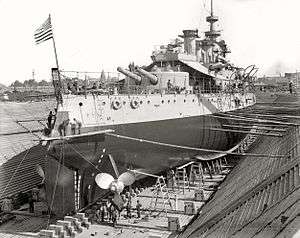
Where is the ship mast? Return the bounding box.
[205,0,221,42]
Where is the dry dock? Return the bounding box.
[0,92,299,238]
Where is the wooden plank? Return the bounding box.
[185,158,299,237]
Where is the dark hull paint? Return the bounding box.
[47,114,245,208]
[50,114,242,172]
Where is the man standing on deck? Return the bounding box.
[73,118,82,134]
[136,200,142,218]
[289,81,293,94]
[126,201,132,219]
[47,111,53,129]
[70,118,76,135]
[58,119,70,136]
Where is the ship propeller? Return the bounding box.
[95,154,135,193]
[95,171,135,194]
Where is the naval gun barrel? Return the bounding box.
[135,67,158,85]
[117,67,142,84]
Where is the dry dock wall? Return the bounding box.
[0,101,55,199]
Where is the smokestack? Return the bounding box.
[179,30,198,55]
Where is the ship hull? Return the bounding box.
[47,113,245,208]
[50,114,242,172]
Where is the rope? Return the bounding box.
[47,142,63,228]
[0,147,31,199]
[66,142,102,172]
[105,133,283,158]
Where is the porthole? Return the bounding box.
[192,99,195,102]
[147,100,150,104]
[184,99,186,103]
[174,100,176,103]
[140,101,143,104]
[79,102,83,106]
[162,100,164,104]
[168,100,170,103]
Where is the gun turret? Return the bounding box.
[117,67,142,85]
[135,67,158,85]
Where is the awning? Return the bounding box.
[180,60,227,80]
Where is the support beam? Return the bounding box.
[232,112,300,120]
[209,128,283,137]
[177,161,195,170]
[228,122,288,129]
[222,124,287,132]
[210,114,299,126]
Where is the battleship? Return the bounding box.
[43,0,257,214]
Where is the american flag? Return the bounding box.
[34,16,53,44]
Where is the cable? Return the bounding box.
[47,143,63,228]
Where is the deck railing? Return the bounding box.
[58,70,253,98]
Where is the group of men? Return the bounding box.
[57,118,82,137]
[95,192,143,227]
[96,201,118,227]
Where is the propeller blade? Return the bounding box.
[118,171,135,186]
[108,154,119,178]
[95,173,114,189]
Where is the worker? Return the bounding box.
[110,205,117,227]
[1,197,12,213]
[73,81,78,93]
[47,111,53,129]
[171,170,176,190]
[58,119,70,136]
[73,118,82,134]
[126,201,132,219]
[174,194,178,211]
[70,118,76,135]
[136,200,142,218]
[167,80,173,91]
[190,170,196,186]
[95,206,101,223]
[289,81,293,94]
[99,203,106,222]
[28,196,34,213]
[32,187,39,202]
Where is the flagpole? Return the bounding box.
[49,14,60,70]
[49,14,63,104]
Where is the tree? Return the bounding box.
[23,79,38,87]
[10,80,23,87]
[38,80,49,86]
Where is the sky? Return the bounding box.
[0,0,300,85]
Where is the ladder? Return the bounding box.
[189,162,204,187]
[175,167,190,194]
[149,176,173,216]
